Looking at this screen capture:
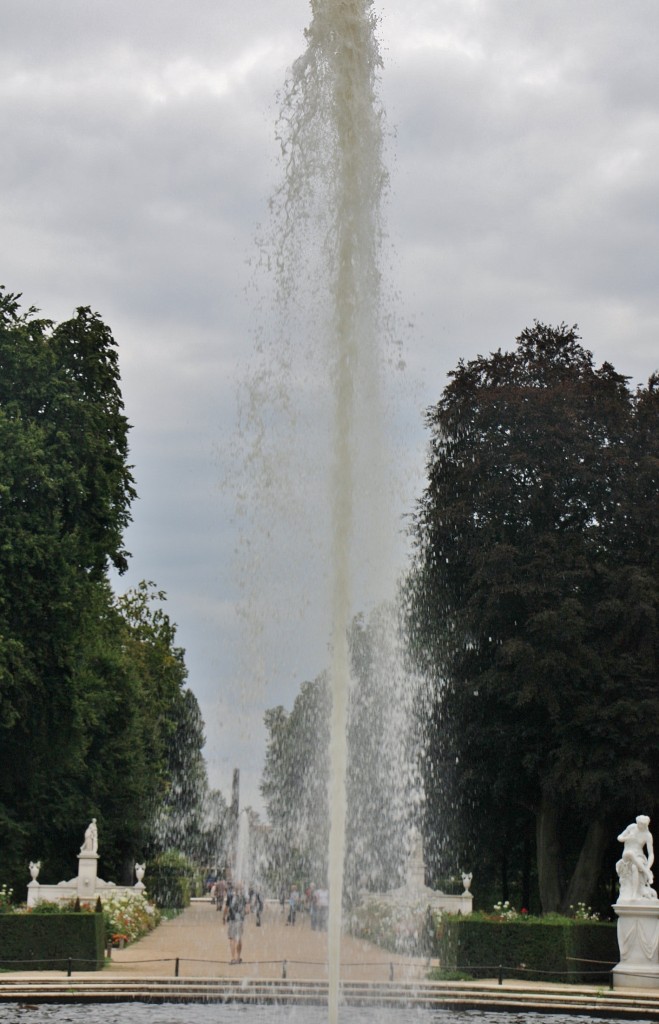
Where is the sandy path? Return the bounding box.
[108,899,429,983]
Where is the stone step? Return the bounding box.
[2,978,659,1016]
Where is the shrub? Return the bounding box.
[26,901,66,914]
[0,913,105,971]
[147,850,196,909]
[433,914,617,984]
[23,893,160,948]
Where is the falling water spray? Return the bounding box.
[240,1,395,1019]
[321,4,387,1017]
[286,2,383,1018]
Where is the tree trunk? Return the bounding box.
[501,850,509,904]
[561,818,607,914]
[522,826,532,912]
[537,795,608,915]
[536,793,563,913]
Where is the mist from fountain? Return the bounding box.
[270,8,392,1018]
[236,1,416,1020]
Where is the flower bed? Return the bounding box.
[100,891,160,945]
[0,884,13,913]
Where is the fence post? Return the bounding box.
[175,957,180,977]
[389,963,394,982]
[282,960,287,979]
[67,957,72,978]
[498,964,503,986]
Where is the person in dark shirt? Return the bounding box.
[225,881,247,963]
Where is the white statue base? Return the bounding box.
[360,829,473,920]
[27,820,146,908]
[77,850,100,899]
[613,902,659,989]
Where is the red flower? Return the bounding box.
[521,908,529,915]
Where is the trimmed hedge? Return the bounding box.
[0,913,105,972]
[435,917,617,984]
[146,851,196,909]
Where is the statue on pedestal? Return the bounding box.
[616,815,657,903]
[80,819,98,855]
[613,815,659,989]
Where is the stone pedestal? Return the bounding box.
[613,902,659,989]
[76,851,99,900]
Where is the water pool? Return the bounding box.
[0,1007,647,1024]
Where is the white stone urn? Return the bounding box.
[134,863,146,891]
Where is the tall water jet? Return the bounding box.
[238,0,398,1019]
[234,809,251,886]
[320,3,385,1016]
[280,6,389,1015]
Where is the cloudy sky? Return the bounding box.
[2,0,658,813]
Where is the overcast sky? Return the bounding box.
[2,1,658,814]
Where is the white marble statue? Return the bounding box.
[616,814,657,902]
[80,818,98,855]
[29,860,40,881]
[135,863,146,883]
[462,872,473,894]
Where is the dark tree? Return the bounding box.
[408,323,659,913]
[0,291,216,892]
[0,289,136,886]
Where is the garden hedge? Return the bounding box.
[146,851,196,909]
[0,913,105,972]
[435,917,617,983]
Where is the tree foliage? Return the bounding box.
[408,323,659,913]
[261,605,420,899]
[0,289,220,893]
[261,678,331,892]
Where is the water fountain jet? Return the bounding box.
[240,1,414,1019]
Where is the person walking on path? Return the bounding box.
[286,883,299,926]
[250,887,264,926]
[225,881,248,964]
[315,886,329,930]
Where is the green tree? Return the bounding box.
[345,606,419,897]
[261,605,421,899]
[115,582,225,875]
[261,678,331,891]
[408,323,659,913]
[0,291,217,893]
[0,289,136,888]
